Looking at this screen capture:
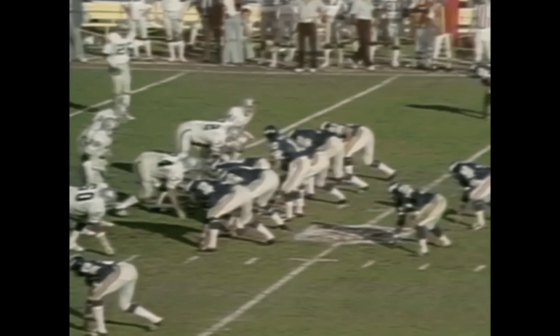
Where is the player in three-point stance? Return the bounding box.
[221,98,258,159]
[70,184,118,255]
[175,119,248,158]
[70,255,163,335]
[388,182,452,256]
[320,121,396,189]
[184,179,275,252]
[449,161,490,230]
[115,151,187,218]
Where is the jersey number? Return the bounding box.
[76,184,97,202]
[204,124,221,131]
[459,166,475,179]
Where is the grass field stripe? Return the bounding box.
[69,72,187,118]
[247,76,400,149]
[361,260,375,268]
[194,144,490,336]
[244,258,259,265]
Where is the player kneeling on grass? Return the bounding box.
[184,179,275,252]
[264,125,347,223]
[449,161,490,230]
[70,184,118,255]
[388,182,452,256]
[70,255,163,335]
[115,151,187,219]
[321,122,397,188]
[214,164,285,227]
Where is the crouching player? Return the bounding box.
[70,255,163,335]
[185,179,275,252]
[115,151,186,219]
[388,182,452,256]
[70,184,117,255]
[321,121,397,188]
[449,161,490,230]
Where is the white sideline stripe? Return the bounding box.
[244,258,259,265]
[195,144,490,336]
[69,72,187,118]
[361,260,375,268]
[246,76,400,150]
[289,258,338,262]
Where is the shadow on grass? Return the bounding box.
[406,104,484,119]
[115,220,201,247]
[69,306,146,332]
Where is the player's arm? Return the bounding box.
[166,176,186,219]
[102,42,118,68]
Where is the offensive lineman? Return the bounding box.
[320,122,396,186]
[70,184,118,255]
[175,119,247,158]
[103,26,136,120]
[115,151,187,218]
[161,0,190,62]
[449,161,490,230]
[388,182,452,255]
[70,255,163,335]
[185,178,275,252]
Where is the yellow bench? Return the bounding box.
[82,3,127,32]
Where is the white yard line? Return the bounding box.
[289,258,338,262]
[244,258,259,265]
[122,255,139,262]
[69,72,187,118]
[246,76,400,149]
[194,143,490,336]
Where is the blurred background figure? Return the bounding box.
[198,0,225,63]
[472,0,490,67]
[222,0,244,65]
[123,0,153,59]
[70,0,87,63]
[162,0,189,62]
[349,0,375,70]
[241,5,257,61]
[294,0,327,72]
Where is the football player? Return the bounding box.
[264,125,347,221]
[388,182,452,255]
[77,118,117,185]
[214,164,285,226]
[115,151,187,219]
[222,98,257,158]
[449,161,490,230]
[184,179,275,252]
[69,184,118,255]
[320,121,396,186]
[103,25,135,120]
[70,255,163,335]
[476,64,491,120]
[289,127,345,181]
[175,119,248,158]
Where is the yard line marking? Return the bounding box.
[473,265,487,272]
[194,144,490,336]
[246,76,400,149]
[184,256,199,264]
[244,258,259,265]
[361,260,375,268]
[418,263,431,271]
[69,72,187,118]
[288,258,338,263]
[122,255,139,262]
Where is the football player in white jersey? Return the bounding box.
[175,120,246,158]
[222,98,257,158]
[78,118,117,185]
[161,0,191,62]
[103,26,135,121]
[70,184,118,254]
[378,0,404,67]
[123,0,153,59]
[115,151,187,219]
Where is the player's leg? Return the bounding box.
[163,12,177,61]
[312,154,347,204]
[281,158,310,220]
[413,27,424,67]
[139,18,152,58]
[252,171,284,225]
[88,266,130,334]
[389,21,401,67]
[359,126,396,179]
[483,29,491,62]
[474,28,483,64]
[327,136,345,180]
[238,186,275,242]
[423,195,451,246]
[469,176,491,230]
[174,14,187,62]
[119,63,133,119]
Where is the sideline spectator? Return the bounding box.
[70,0,87,62]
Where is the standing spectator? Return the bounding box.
[161,0,189,62]
[222,0,244,65]
[198,0,224,62]
[70,0,87,63]
[241,6,256,61]
[350,0,375,71]
[473,0,490,66]
[123,0,153,59]
[294,0,327,73]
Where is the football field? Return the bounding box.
[70,66,490,336]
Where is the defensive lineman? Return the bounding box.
[161,0,190,62]
[388,182,452,255]
[103,26,136,120]
[115,151,186,218]
[449,161,490,230]
[70,255,163,335]
[70,184,117,255]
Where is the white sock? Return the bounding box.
[168,43,176,59]
[92,306,107,333]
[329,188,345,201]
[133,42,140,57]
[349,176,368,188]
[271,47,278,65]
[419,238,428,252]
[70,230,80,245]
[392,49,400,64]
[117,195,139,210]
[156,192,168,207]
[255,223,275,240]
[270,212,284,225]
[337,49,344,65]
[439,235,451,245]
[306,181,315,195]
[323,50,331,66]
[207,229,219,249]
[295,197,304,214]
[287,48,296,62]
[178,41,186,59]
[475,211,485,226]
[131,305,161,323]
[145,40,152,57]
[377,162,396,176]
[285,201,294,219]
[344,164,354,175]
[370,46,377,63]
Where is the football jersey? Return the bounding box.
[452,162,490,189]
[102,32,134,65]
[81,130,113,157]
[136,152,185,190]
[393,189,435,215]
[214,157,262,171]
[187,180,233,208]
[76,260,116,287]
[220,167,263,186]
[70,185,107,223]
[176,120,231,150]
[225,106,252,128]
[161,0,184,11]
[290,129,334,150]
[92,108,118,124]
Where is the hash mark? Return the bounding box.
[418,263,430,270]
[184,256,199,264]
[245,258,259,265]
[361,260,375,268]
[473,265,486,272]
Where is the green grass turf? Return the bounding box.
[69,69,490,336]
